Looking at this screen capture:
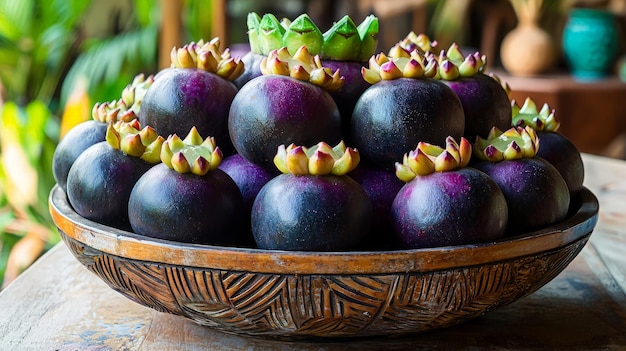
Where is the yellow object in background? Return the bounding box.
[60,77,91,139]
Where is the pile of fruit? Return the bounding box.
[52,13,584,252]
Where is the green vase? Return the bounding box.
[562,8,620,80]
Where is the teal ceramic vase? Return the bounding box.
[562,8,620,80]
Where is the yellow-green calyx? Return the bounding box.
[260,46,344,91]
[160,127,223,175]
[511,97,560,132]
[105,119,164,163]
[170,38,245,81]
[273,141,360,176]
[387,33,487,81]
[247,12,378,62]
[474,126,540,162]
[426,43,487,80]
[92,74,154,123]
[391,31,437,56]
[395,136,472,182]
[361,51,438,84]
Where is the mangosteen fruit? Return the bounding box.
[139,38,244,155]
[252,141,372,251]
[219,153,277,209]
[352,51,465,170]
[512,97,584,195]
[218,153,277,246]
[128,128,246,246]
[426,42,511,140]
[234,12,378,134]
[53,120,107,192]
[228,46,343,170]
[473,126,571,235]
[53,74,153,191]
[391,136,508,249]
[66,119,164,230]
[349,160,404,249]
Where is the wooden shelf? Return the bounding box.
[496,72,626,156]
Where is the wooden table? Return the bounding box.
[1,153,625,350]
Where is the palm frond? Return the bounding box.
[61,24,158,105]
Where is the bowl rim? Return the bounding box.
[49,184,599,275]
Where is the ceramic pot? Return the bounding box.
[500,0,556,76]
[501,24,555,76]
[562,8,620,80]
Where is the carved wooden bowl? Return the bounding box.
[49,184,599,340]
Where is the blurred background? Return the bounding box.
[1,0,625,288]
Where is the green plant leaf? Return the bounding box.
[61,24,158,105]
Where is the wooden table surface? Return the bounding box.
[1,153,625,350]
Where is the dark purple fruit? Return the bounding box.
[474,157,570,234]
[139,67,237,154]
[52,120,107,192]
[444,73,511,140]
[349,161,404,249]
[391,137,507,249]
[218,153,277,209]
[232,51,264,89]
[128,163,244,245]
[251,174,372,251]
[537,131,584,195]
[350,78,465,170]
[473,126,571,235]
[218,153,277,247]
[66,141,153,230]
[228,74,342,170]
[392,167,508,248]
[324,60,370,141]
[510,98,584,196]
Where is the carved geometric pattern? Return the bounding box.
[61,232,589,339]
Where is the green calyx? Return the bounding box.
[247,12,378,61]
[282,14,323,58]
[160,127,223,175]
[92,73,154,123]
[273,141,360,176]
[395,136,472,182]
[170,38,245,81]
[474,126,540,162]
[260,46,344,91]
[511,97,560,132]
[105,119,164,163]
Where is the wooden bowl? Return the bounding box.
[49,184,599,339]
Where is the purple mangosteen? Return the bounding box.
[66,119,164,231]
[234,12,378,136]
[473,126,571,235]
[251,142,372,251]
[351,51,465,170]
[392,34,511,140]
[128,128,246,246]
[349,161,405,249]
[53,74,153,192]
[391,137,508,249]
[512,97,584,195]
[219,153,277,209]
[139,38,244,155]
[218,153,277,246]
[228,46,343,171]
